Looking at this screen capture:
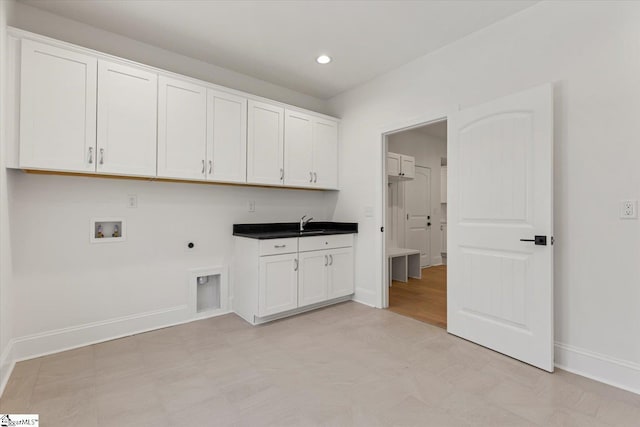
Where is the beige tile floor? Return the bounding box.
[1,301,639,426]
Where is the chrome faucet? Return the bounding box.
[300,215,314,231]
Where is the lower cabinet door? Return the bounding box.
[258,253,299,317]
[328,248,355,299]
[298,250,329,307]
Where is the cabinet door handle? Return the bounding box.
[208,160,212,174]
[324,255,328,266]
[329,254,333,266]
[88,147,93,164]
[274,244,286,248]
[313,172,317,183]
[294,258,298,271]
[201,160,205,174]
[309,171,313,183]
[99,148,104,165]
[280,168,284,180]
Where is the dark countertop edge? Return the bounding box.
[233,222,358,240]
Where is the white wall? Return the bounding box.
[329,1,640,392]
[8,1,329,114]
[8,172,333,339]
[0,0,336,395]
[388,129,447,264]
[0,0,15,393]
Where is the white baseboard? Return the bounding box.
[10,305,191,363]
[0,304,197,397]
[353,287,379,308]
[555,342,640,395]
[0,304,238,397]
[0,341,16,398]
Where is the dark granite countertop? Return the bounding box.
[233,221,358,239]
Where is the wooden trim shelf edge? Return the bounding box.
[22,169,336,192]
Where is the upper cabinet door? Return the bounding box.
[387,153,401,177]
[20,39,97,172]
[401,155,415,179]
[312,118,338,189]
[206,89,247,183]
[284,110,314,188]
[157,76,207,180]
[97,60,157,177]
[247,100,284,186]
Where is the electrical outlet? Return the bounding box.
[127,194,137,208]
[248,200,256,212]
[620,200,638,219]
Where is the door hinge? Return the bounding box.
[551,236,555,245]
[380,227,384,232]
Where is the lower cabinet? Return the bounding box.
[233,234,355,325]
[258,253,299,317]
[298,247,354,308]
[298,250,329,307]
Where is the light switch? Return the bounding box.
[127,195,137,208]
[364,206,374,217]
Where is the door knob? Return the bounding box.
[520,235,547,246]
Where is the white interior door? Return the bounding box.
[448,84,554,372]
[405,166,431,267]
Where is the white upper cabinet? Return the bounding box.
[157,76,207,180]
[97,60,158,177]
[284,110,338,189]
[313,118,339,189]
[387,152,415,180]
[247,100,285,186]
[20,39,97,172]
[401,155,415,179]
[387,153,401,177]
[11,31,341,190]
[206,89,247,183]
[284,110,314,187]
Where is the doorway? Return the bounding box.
[384,120,448,328]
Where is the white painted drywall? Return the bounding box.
[0,0,337,393]
[329,1,640,390]
[0,0,15,392]
[8,1,329,114]
[388,129,447,265]
[8,172,333,338]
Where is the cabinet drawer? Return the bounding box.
[259,238,298,256]
[299,234,353,252]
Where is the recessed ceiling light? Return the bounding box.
[316,55,332,65]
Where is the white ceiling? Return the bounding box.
[19,0,537,99]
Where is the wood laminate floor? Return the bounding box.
[388,265,447,328]
[2,301,639,426]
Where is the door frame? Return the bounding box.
[379,108,452,308]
